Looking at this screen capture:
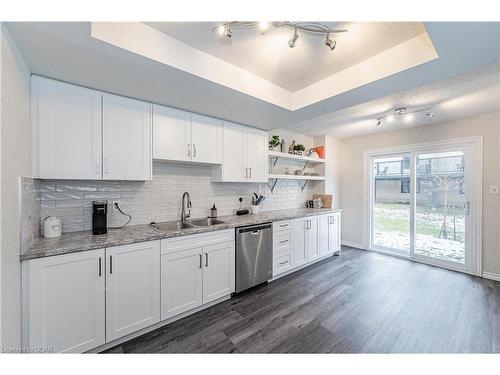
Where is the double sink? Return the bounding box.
[150,218,226,232]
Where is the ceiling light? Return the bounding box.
[375,107,434,127]
[258,21,269,33]
[376,119,382,127]
[425,110,435,118]
[324,35,336,51]
[288,28,299,48]
[394,107,407,117]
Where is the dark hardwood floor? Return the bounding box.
[103,247,500,353]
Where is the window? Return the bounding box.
[400,178,410,193]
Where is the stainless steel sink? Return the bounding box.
[189,218,226,227]
[150,221,195,232]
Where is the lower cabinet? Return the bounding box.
[160,229,235,321]
[319,212,342,256]
[22,249,106,353]
[105,241,161,342]
[293,216,320,265]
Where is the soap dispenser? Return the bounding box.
[210,204,218,219]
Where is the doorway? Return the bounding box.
[365,138,482,275]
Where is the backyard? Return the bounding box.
[373,202,465,263]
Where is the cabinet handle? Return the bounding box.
[279,239,289,243]
[249,168,252,179]
[104,156,109,175]
[205,253,209,267]
[199,254,202,269]
[187,143,191,157]
[279,224,288,228]
[244,168,248,178]
[109,255,112,274]
[193,144,196,157]
[279,260,289,265]
[98,257,102,277]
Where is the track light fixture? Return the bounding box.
[211,22,347,51]
[324,35,336,51]
[288,28,299,48]
[375,107,434,127]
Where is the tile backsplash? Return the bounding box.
[37,160,320,234]
[20,177,41,252]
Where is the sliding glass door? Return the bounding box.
[368,140,480,275]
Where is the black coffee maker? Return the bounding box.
[92,201,108,235]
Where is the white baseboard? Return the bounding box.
[482,271,500,282]
[341,241,365,250]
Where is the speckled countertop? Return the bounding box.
[20,208,342,260]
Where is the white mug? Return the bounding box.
[44,216,62,238]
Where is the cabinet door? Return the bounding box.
[25,249,105,353]
[293,218,308,267]
[34,76,102,179]
[221,122,247,181]
[153,105,191,162]
[161,248,203,320]
[106,241,160,342]
[246,128,268,182]
[319,215,331,256]
[202,241,235,304]
[102,94,152,180]
[331,213,341,253]
[307,216,320,261]
[191,113,222,164]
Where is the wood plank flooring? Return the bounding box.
[103,247,500,353]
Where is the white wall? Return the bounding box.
[340,112,500,275]
[314,135,342,209]
[0,24,31,349]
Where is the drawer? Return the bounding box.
[161,229,234,255]
[273,231,293,253]
[273,220,292,232]
[273,252,292,276]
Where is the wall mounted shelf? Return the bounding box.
[268,174,325,193]
[268,151,325,169]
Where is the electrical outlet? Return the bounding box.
[489,185,499,195]
[111,200,120,213]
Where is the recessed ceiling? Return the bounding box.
[146,22,427,92]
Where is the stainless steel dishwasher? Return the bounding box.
[235,223,273,293]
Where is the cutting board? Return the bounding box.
[312,194,332,209]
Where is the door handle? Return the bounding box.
[251,230,261,235]
[464,201,471,215]
[205,253,209,267]
[193,144,196,157]
[187,143,191,157]
[199,254,202,269]
[109,255,112,274]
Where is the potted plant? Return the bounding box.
[293,143,306,155]
[269,135,280,151]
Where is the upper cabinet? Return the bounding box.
[32,76,102,179]
[153,105,222,164]
[212,121,268,183]
[102,94,152,180]
[32,76,152,181]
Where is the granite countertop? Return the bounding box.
[21,208,342,260]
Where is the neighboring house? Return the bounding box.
[374,152,465,208]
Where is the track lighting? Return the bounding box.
[258,21,269,33]
[217,24,231,38]
[324,35,336,51]
[375,107,434,127]
[288,28,299,48]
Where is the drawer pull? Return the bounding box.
[279,260,289,265]
[279,239,289,243]
[279,224,288,227]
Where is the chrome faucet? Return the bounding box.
[181,192,192,223]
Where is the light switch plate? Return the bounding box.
[489,185,499,195]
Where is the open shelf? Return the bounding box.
[268,174,325,181]
[268,150,325,163]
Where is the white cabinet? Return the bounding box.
[106,241,160,342]
[22,249,105,353]
[153,105,222,164]
[161,247,203,320]
[102,94,152,180]
[319,212,342,256]
[32,76,102,179]
[32,76,152,181]
[212,121,268,182]
[202,241,235,304]
[161,230,235,321]
[191,113,222,164]
[293,216,320,266]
